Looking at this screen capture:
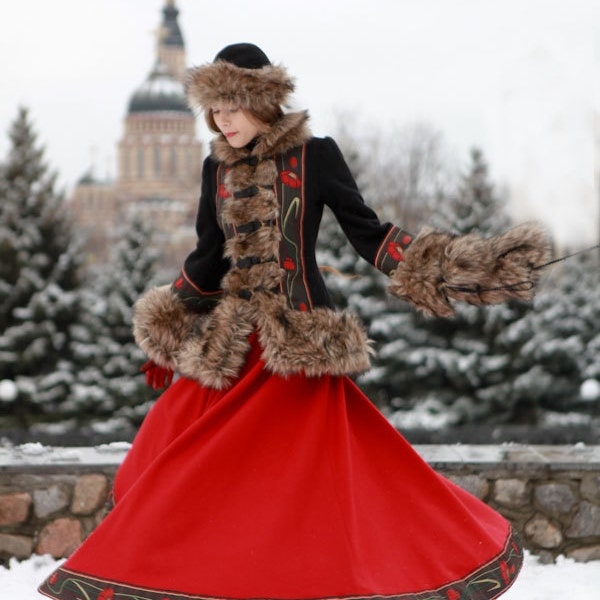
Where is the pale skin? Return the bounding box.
[210,103,269,148]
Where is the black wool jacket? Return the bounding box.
[134,111,412,389]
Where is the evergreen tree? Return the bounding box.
[0,107,83,426]
[430,147,510,236]
[372,148,532,424]
[70,215,161,427]
[495,249,600,417]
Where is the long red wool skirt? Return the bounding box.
[39,335,522,600]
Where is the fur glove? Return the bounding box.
[132,285,199,370]
[388,223,552,317]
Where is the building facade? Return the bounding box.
[69,0,203,271]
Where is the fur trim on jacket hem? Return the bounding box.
[132,285,198,370]
[133,286,373,390]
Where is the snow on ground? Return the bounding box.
[1,551,599,599]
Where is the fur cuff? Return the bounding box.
[132,285,199,370]
[389,223,553,317]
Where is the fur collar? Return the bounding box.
[211,111,311,165]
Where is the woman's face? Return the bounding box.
[210,103,265,147]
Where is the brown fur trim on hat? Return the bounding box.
[186,60,294,115]
[132,285,199,370]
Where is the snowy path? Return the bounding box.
[2,551,599,599]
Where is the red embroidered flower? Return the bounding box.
[290,156,298,168]
[283,257,296,271]
[446,589,460,600]
[174,277,184,289]
[402,234,412,246]
[387,241,405,262]
[280,170,302,188]
[299,302,308,312]
[49,573,58,585]
[98,589,115,600]
[218,183,230,198]
[500,560,510,584]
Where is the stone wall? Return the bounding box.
[424,444,600,563]
[1,443,599,564]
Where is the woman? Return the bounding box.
[39,43,550,600]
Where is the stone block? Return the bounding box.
[494,478,529,507]
[566,544,600,562]
[524,513,563,548]
[0,533,34,559]
[71,474,109,516]
[448,475,490,500]
[534,483,577,517]
[565,501,600,538]
[580,475,600,503]
[0,492,32,526]
[33,485,70,519]
[36,518,82,558]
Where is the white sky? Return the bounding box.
[1,0,599,247]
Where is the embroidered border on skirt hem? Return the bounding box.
[38,529,523,600]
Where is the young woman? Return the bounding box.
[39,43,550,600]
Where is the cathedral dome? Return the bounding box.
[128,61,190,114]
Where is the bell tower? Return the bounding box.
[68,1,203,269]
[157,0,187,83]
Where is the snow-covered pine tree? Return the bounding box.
[70,214,161,428]
[0,107,84,427]
[494,248,600,419]
[577,250,600,401]
[429,147,511,236]
[374,148,537,426]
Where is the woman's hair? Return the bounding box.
[205,104,284,134]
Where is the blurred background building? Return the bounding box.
[68,0,203,271]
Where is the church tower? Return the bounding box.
[69,1,203,270]
[157,0,187,83]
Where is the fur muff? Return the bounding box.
[186,60,294,115]
[132,286,198,370]
[442,222,552,307]
[389,223,552,317]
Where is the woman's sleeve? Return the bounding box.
[318,136,413,276]
[171,157,230,312]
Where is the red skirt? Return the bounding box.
[39,336,522,600]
